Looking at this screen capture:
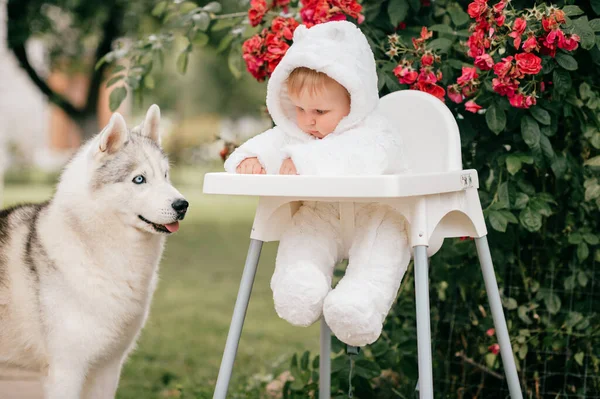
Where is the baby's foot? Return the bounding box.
[323,283,383,347]
[272,263,330,327]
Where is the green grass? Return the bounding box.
[2,180,320,398]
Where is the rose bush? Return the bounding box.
[103,0,600,396]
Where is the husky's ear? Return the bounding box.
[99,113,128,154]
[142,104,161,145]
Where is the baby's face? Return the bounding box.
[289,81,350,139]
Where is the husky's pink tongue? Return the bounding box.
[165,221,180,233]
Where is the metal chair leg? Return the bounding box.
[413,245,434,399]
[319,319,331,399]
[475,236,523,399]
[213,239,264,399]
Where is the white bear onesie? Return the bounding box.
[224,21,411,346]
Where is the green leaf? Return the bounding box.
[530,107,551,125]
[428,38,454,53]
[203,1,222,13]
[518,305,532,324]
[518,344,528,360]
[580,82,594,100]
[572,16,596,50]
[563,5,584,16]
[498,182,509,209]
[553,69,572,94]
[489,210,508,232]
[192,31,210,46]
[407,0,421,11]
[529,198,552,217]
[300,351,310,370]
[428,24,453,34]
[564,275,576,290]
[105,74,124,88]
[448,3,471,26]
[228,45,243,79]
[593,0,600,15]
[569,233,583,244]
[500,210,519,224]
[194,12,211,31]
[577,242,590,262]
[521,116,541,148]
[353,359,381,379]
[578,271,589,287]
[504,297,518,310]
[111,65,126,74]
[143,75,155,89]
[486,103,506,134]
[590,18,600,32]
[152,1,167,17]
[555,52,578,71]
[585,181,600,201]
[583,233,599,245]
[176,45,191,74]
[388,0,409,26]
[566,312,584,328]
[574,352,585,366]
[519,207,542,232]
[540,135,555,160]
[506,155,522,175]
[584,155,600,167]
[544,293,561,314]
[108,87,127,112]
[514,192,529,209]
[217,34,234,53]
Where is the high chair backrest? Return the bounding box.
[377,90,462,173]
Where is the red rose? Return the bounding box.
[465,100,482,113]
[508,17,526,48]
[457,66,479,86]
[493,56,514,78]
[558,33,580,52]
[248,0,268,27]
[271,16,299,40]
[393,65,418,85]
[522,34,539,53]
[492,77,518,97]
[515,53,542,75]
[488,343,500,355]
[447,84,464,103]
[467,0,488,20]
[418,67,438,84]
[474,54,494,70]
[421,52,434,66]
[413,81,446,101]
[509,93,526,108]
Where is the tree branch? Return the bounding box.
[10,44,85,121]
[84,1,125,117]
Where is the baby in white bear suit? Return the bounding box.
[224,20,411,346]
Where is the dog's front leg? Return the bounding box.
[43,365,87,399]
[82,357,124,399]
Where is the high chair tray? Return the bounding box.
[203,170,479,199]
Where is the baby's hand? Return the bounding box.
[279,158,298,175]
[237,157,266,174]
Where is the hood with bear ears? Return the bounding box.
[265,21,379,140]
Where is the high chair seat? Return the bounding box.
[204,90,523,399]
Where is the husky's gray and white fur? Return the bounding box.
[0,105,188,399]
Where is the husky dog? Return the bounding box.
[0,105,188,399]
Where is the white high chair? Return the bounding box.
[203,90,523,399]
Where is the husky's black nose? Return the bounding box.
[172,199,189,219]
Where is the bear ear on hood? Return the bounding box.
[293,25,308,42]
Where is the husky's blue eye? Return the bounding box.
[133,175,146,184]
